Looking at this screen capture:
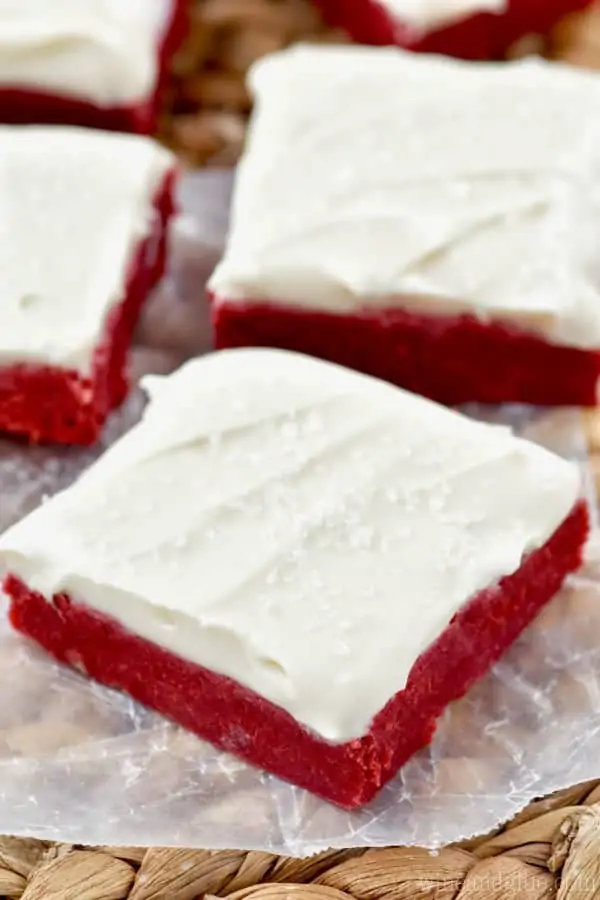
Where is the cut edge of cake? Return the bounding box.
[211,300,600,407]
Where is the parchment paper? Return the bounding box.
[0,171,599,854]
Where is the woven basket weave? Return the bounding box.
[2,780,600,899]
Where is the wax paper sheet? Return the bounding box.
[0,171,599,854]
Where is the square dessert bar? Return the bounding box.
[0,125,176,445]
[313,0,594,58]
[0,0,187,134]
[211,47,600,407]
[0,349,588,808]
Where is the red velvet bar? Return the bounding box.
[3,499,589,808]
[0,170,177,446]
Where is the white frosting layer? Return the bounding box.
[380,0,506,31]
[0,126,174,371]
[0,0,172,106]
[0,349,580,743]
[210,47,600,352]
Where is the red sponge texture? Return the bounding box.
[212,299,600,407]
[3,499,589,808]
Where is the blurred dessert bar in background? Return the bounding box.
[0,0,187,134]
[159,0,600,167]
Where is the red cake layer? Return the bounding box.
[313,0,594,58]
[3,499,588,808]
[0,170,177,446]
[212,299,600,407]
[0,1,187,134]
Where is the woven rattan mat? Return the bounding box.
[2,779,600,898]
[4,4,600,897]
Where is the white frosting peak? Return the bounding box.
[0,126,174,371]
[0,350,580,742]
[0,0,171,106]
[210,47,600,352]
[381,0,506,31]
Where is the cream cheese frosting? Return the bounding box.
[0,349,580,743]
[380,0,506,31]
[209,46,600,352]
[0,0,172,106]
[0,125,174,371]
